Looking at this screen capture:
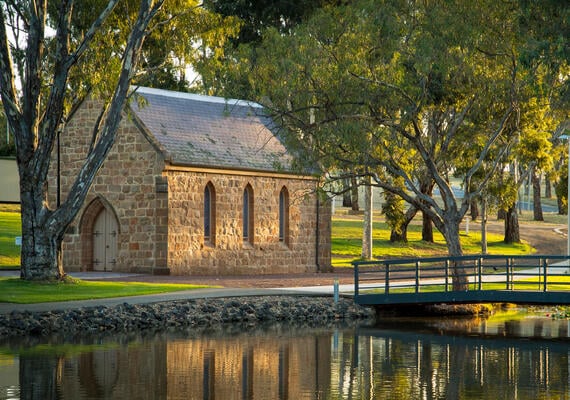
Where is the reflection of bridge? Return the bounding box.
[353,255,570,306]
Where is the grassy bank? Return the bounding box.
[0,278,212,304]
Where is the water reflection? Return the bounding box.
[1,316,569,399]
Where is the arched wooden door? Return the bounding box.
[93,208,118,271]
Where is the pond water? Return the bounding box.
[1,311,569,400]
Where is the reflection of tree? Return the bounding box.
[19,355,62,400]
[353,321,570,399]
[419,342,435,400]
[447,343,469,399]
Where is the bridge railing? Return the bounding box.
[353,255,570,304]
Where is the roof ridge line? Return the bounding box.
[133,86,262,108]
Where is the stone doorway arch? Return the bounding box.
[80,198,120,271]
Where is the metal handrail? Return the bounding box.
[353,255,570,302]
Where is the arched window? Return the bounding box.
[204,182,216,245]
[243,184,254,244]
[279,186,289,245]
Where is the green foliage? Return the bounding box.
[0,278,210,304]
[516,99,557,173]
[46,0,242,100]
[382,177,406,239]
[250,0,521,171]
[382,192,406,237]
[517,0,570,110]
[204,0,331,44]
[199,0,336,97]
[486,173,519,212]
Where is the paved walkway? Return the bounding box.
[0,271,353,315]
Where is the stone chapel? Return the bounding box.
[49,87,331,276]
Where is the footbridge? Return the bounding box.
[353,255,570,306]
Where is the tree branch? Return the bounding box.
[22,1,45,132]
[37,0,74,187]
[0,6,21,124]
[51,0,165,230]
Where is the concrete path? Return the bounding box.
[0,271,353,315]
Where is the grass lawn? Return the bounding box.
[0,277,212,304]
[0,204,21,268]
[331,216,532,267]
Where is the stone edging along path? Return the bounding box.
[0,295,376,339]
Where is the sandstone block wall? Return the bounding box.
[165,169,331,275]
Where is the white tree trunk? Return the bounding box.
[443,219,469,290]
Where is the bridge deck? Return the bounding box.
[353,255,570,306]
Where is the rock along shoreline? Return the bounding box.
[0,296,376,339]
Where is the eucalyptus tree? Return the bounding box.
[515,102,557,222]
[0,0,167,281]
[248,0,527,288]
[0,1,234,281]
[516,0,569,221]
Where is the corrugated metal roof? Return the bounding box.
[129,87,293,173]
